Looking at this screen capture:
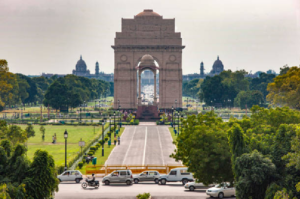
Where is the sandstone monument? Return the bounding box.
[112,9,184,111]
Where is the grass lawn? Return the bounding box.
[77,127,125,174]
[168,127,178,144]
[18,125,104,167]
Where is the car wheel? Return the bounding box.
[134,179,139,184]
[189,186,195,191]
[105,180,110,185]
[75,179,80,183]
[95,185,99,189]
[161,179,166,185]
[218,192,224,198]
[182,179,188,185]
[154,179,159,184]
[126,180,131,185]
[58,179,62,182]
[81,182,87,189]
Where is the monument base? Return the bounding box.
[136,105,160,120]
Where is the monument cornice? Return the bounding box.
[111,45,185,50]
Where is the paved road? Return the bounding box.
[105,126,180,166]
[55,180,235,199]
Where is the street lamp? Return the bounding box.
[180,115,184,135]
[109,115,112,142]
[172,106,174,129]
[114,111,116,137]
[94,100,97,109]
[175,99,177,109]
[118,105,121,131]
[177,112,179,135]
[102,121,105,156]
[84,101,86,112]
[64,130,68,171]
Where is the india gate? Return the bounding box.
[112,9,184,118]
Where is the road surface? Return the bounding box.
[106,125,180,166]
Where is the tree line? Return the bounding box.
[172,105,300,198]
[0,59,113,111]
[182,68,298,109]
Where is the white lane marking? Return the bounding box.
[105,127,128,166]
[122,126,137,166]
[142,127,147,166]
[157,127,165,166]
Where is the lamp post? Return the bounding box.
[175,99,177,109]
[177,112,179,135]
[94,100,97,110]
[114,111,116,137]
[172,106,174,129]
[102,121,105,156]
[187,98,189,108]
[79,108,81,123]
[118,105,121,131]
[64,130,68,171]
[180,115,183,135]
[84,101,85,112]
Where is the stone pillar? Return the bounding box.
[153,71,157,105]
[138,72,142,105]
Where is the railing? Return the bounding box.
[85,164,185,175]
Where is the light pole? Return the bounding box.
[94,100,97,110]
[177,112,179,135]
[102,121,105,156]
[119,105,121,131]
[64,130,68,171]
[187,98,189,108]
[114,111,116,137]
[172,106,174,129]
[175,99,177,109]
[180,115,183,135]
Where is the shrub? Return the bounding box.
[105,137,108,141]
[90,146,96,151]
[82,159,86,164]
[136,193,150,199]
[87,152,93,156]
[78,162,83,169]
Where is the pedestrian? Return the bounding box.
[52,136,54,144]
[54,133,57,144]
[117,136,120,145]
[114,136,117,145]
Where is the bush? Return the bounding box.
[78,162,83,169]
[82,159,86,164]
[87,152,93,156]
[136,193,150,199]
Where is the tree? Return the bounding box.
[24,124,35,138]
[23,150,59,199]
[235,150,276,199]
[171,113,234,185]
[43,81,70,110]
[234,90,264,109]
[227,123,248,181]
[6,125,27,146]
[250,72,275,99]
[267,66,300,109]
[39,125,46,141]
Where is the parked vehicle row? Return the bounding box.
[57,168,236,198]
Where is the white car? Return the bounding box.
[184,181,214,191]
[57,170,83,183]
[206,183,235,198]
[158,167,194,185]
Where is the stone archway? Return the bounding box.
[112,9,184,110]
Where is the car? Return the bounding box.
[184,181,214,191]
[57,170,83,183]
[206,183,235,198]
[133,170,160,184]
[102,170,133,185]
[158,167,194,185]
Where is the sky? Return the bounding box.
[0,0,299,75]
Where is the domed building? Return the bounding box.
[210,56,224,75]
[72,55,90,76]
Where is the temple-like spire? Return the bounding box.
[80,55,82,60]
[217,55,219,60]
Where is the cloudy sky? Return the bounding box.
[0,0,299,75]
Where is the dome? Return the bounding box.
[76,55,87,72]
[212,56,224,73]
[139,54,155,67]
[136,9,160,17]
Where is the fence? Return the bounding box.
[86,164,185,176]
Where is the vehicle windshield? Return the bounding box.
[215,183,228,188]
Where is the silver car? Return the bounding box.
[102,170,133,185]
[133,171,160,184]
[57,170,83,183]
